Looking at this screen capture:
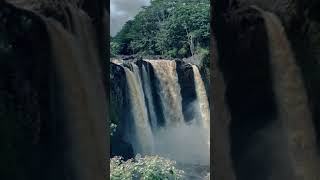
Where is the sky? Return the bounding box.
[110,0,150,36]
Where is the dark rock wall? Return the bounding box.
[176,61,197,123]
[0,3,53,179]
[210,39,236,180]
[0,1,107,179]
[110,63,133,159]
[216,8,280,180]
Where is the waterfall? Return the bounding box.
[146,60,185,125]
[192,65,210,129]
[262,11,320,179]
[124,67,154,155]
[141,64,158,129]
[44,5,106,180]
[114,60,210,167]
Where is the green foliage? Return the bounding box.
[110,155,185,180]
[111,0,210,58]
[111,40,120,57]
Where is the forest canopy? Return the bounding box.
[111,0,210,58]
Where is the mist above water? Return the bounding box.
[153,120,210,165]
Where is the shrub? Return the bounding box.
[110,155,185,180]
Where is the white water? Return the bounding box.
[141,64,158,129]
[120,60,210,178]
[192,65,210,129]
[124,67,154,155]
[146,60,185,125]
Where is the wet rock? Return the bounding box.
[176,61,197,123]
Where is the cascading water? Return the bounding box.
[192,65,210,129]
[141,64,158,129]
[262,10,320,179]
[114,59,210,179]
[146,60,185,125]
[123,66,154,155]
[44,5,107,180]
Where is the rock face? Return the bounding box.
[217,8,281,180]
[1,2,108,180]
[0,5,52,179]
[110,63,128,126]
[176,61,197,123]
[110,63,133,159]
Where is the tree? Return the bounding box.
[111,0,210,58]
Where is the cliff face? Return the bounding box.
[176,61,197,123]
[110,63,133,159]
[0,4,51,179]
[216,8,280,180]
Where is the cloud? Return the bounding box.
[110,0,150,36]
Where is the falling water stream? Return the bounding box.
[146,60,185,125]
[116,59,210,179]
[44,4,107,180]
[262,11,320,179]
[141,64,158,129]
[124,66,154,155]
[192,65,210,129]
